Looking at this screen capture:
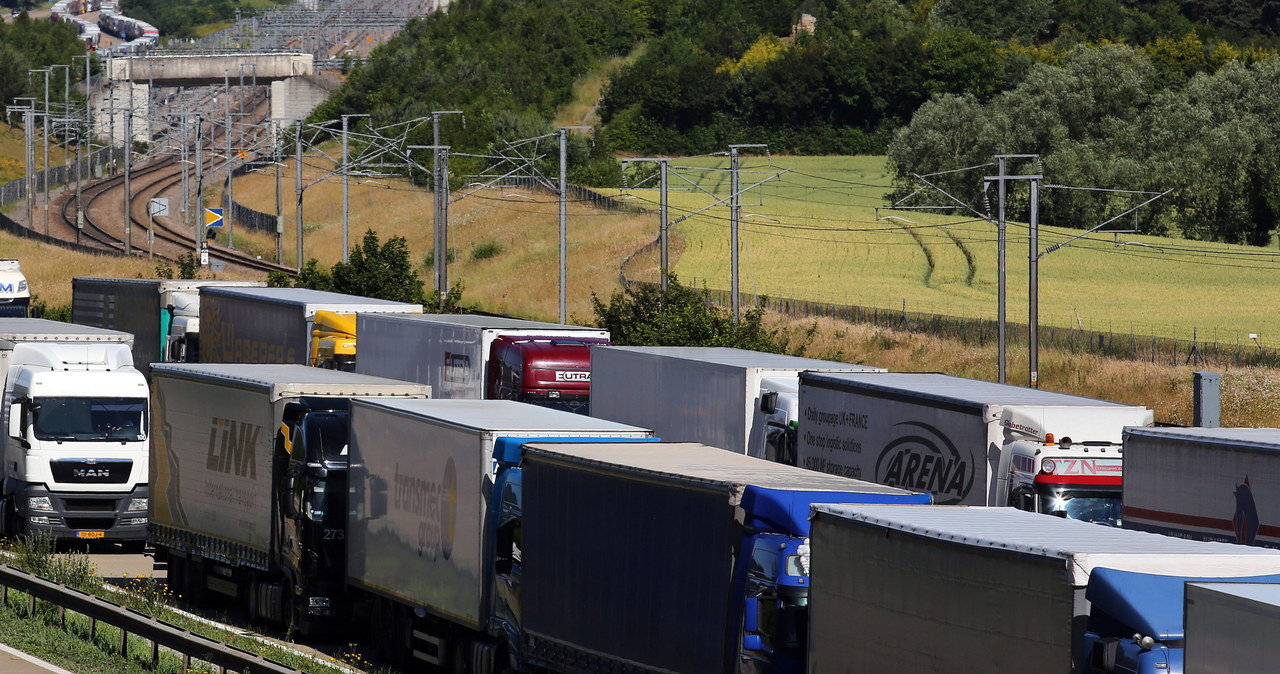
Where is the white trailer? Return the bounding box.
[0,260,30,317]
[149,363,430,632]
[1123,427,1280,547]
[355,314,609,410]
[199,287,421,367]
[1185,581,1280,673]
[0,319,149,544]
[589,346,884,462]
[345,399,652,665]
[806,504,1280,674]
[72,277,265,369]
[796,372,1153,523]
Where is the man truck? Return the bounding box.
[354,314,609,413]
[346,402,929,673]
[0,318,150,547]
[148,363,430,633]
[588,346,885,463]
[805,504,1280,674]
[197,287,421,370]
[71,277,266,368]
[796,371,1154,524]
[0,260,30,318]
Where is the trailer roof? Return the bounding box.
[802,372,1138,410]
[351,398,650,433]
[361,313,602,331]
[199,286,422,312]
[1188,581,1280,605]
[72,278,265,292]
[1125,426,1280,452]
[524,441,922,496]
[596,346,884,371]
[0,318,132,341]
[150,363,430,400]
[812,505,1280,584]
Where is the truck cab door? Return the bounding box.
[740,537,780,674]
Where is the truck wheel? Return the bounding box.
[3,498,19,539]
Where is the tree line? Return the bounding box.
[0,13,87,116]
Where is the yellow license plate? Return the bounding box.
[76,531,105,539]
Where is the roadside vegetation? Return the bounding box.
[0,533,367,674]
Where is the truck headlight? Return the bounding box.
[28,496,54,512]
[127,498,148,512]
[1040,458,1056,474]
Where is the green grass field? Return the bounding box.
[610,155,1280,345]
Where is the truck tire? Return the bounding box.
[245,572,261,624]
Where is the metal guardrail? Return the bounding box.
[0,564,301,674]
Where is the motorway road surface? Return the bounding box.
[0,643,77,674]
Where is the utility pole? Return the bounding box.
[295,119,304,272]
[123,103,132,254]
[557,126,590,324]
[225,69,235,249]
[31,68,52,235]
[410,144,450,307]
[195,117,205,264]
[620,157,673,291]
[727,144,767,325]
[340,113,369,262]
[275,123,284,264]
[984,154,1038,384]
[1028,178,1040,388]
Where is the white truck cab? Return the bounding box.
[0,320,149,547]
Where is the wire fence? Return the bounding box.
[0,146,126,208]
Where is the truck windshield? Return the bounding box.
[32,397,147,442]
[1036,487,1122,527]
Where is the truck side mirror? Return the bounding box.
[759,391,778,415]
[369,475,388,518]
[743,595,759,633]
[280,475,300,519]
[7,402,22,440]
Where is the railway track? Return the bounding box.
[49,93,291,277]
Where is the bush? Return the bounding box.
[470,240,504,261]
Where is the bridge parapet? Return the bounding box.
[108,53,314,86]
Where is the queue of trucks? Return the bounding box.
[17,272,1280,672]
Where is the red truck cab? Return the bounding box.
[486,336,609,414]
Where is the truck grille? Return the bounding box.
[50,459,132,484]
[62,498,118,512]
[64,517,116,530]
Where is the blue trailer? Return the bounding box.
[515,441,931,674]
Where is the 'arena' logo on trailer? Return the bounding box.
[875,421,975,504]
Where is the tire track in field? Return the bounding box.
[943,228,978,286]
[895,218,937,287]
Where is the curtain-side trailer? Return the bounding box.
[1122,427,1280,547]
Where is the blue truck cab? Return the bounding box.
[1082,567,1280,674]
